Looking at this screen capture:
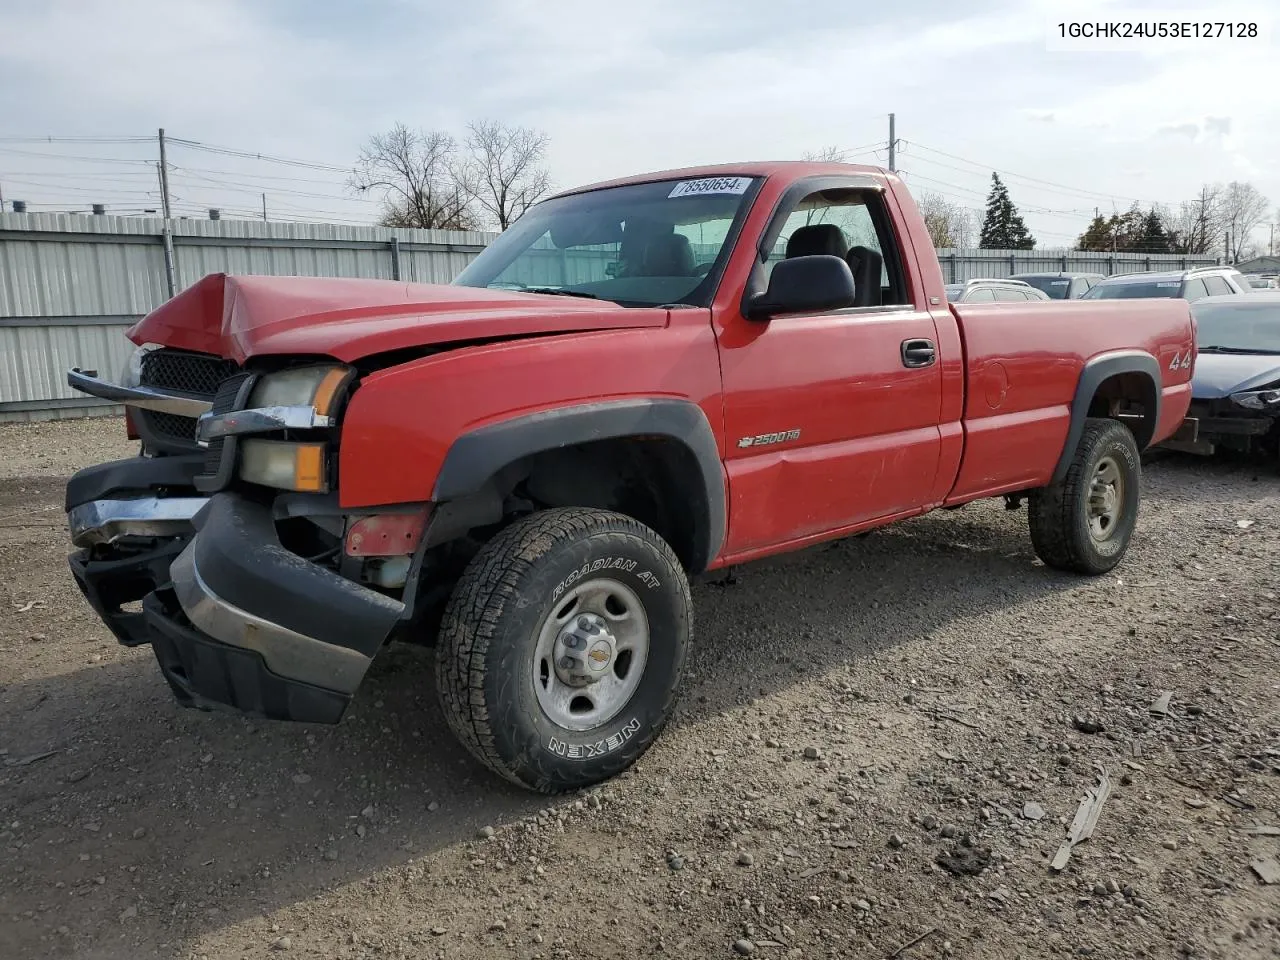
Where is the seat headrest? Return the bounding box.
[846,245,884,307]
[786,224,848,259]
[643,233,695,276]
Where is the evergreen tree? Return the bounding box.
[1135,209,1172,253]
[978,173,1036,249]
[1077,214,1113,251]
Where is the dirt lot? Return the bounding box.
[1,417,1278,960]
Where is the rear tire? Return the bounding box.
[1029,417,1140,575]
[435,507,691,793]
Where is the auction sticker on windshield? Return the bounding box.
[668,177,752,198]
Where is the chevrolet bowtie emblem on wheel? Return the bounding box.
[738,428,801,449]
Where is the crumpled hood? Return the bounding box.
[1192,352,1280,399]
[126,274,668,364]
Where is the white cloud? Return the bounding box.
[0,0,1276,244]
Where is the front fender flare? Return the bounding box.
[431,398,726,571]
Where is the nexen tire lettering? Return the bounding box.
[547,718,642,760]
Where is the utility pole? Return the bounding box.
[157,128,172,219]
[262,193,267,221]
[1270,222,1274,257]
[156,128,176,299]
[1224,230,1231,264]
[887,113,896,172]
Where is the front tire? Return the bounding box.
[435,508,691,793]
[1029,417,1141,574]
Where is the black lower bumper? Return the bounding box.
[143,590,349,724]
[67,458,405,724]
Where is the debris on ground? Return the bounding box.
[1050,770,1112,872]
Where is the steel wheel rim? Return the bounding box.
[1087,455,1124,541]
[532,577,650,732]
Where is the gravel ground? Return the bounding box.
[1,418,1277,960]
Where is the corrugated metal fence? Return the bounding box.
[0,211,1217,421]
[0,213,494,420]
[933,248,1217,283]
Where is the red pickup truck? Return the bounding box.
[66,162,1194,793]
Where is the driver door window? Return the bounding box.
[761,189,909,307]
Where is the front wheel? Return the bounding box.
[435,508,691,793]
[1028,417,1141,574]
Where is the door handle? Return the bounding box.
[901,338,936,368]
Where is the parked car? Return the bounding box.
[943,278,1051,302]
[1009,272,1106,299]
[1160,292,1280,457]
[65,160,1195,793]
[1081,266,1252,302]
[1244,274,1280,290]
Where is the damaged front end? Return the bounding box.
[66,347,422,723]
[1161,395,1280,458]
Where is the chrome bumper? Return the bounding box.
[68,368,212,417]
[170,545,371,692]
[68,496,210,547]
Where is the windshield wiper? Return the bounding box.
[523,287,602,300]
[1198,345,1280,355]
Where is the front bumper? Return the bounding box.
[1158,408,1277,455]
[67,459,405,723]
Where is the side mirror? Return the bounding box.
[746,255,856,320]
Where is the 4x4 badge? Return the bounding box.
[1169,351,1192,371]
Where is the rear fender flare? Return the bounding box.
[1052,350,1161,484]
[431,398,726,572]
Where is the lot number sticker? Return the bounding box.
[668,177,751,198]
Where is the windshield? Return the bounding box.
[1082,280,1181,299]
[452,176,760,307]
[1017,276,1072,299]
[1192,299,1280,353]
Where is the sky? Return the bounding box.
[1,0,1277,252]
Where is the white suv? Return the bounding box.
[1081,267,1252,301]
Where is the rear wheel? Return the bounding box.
[1029,417,1140,574]
[435,508,691,793]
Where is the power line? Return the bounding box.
[902,140,1157,205]
[900,170,1091,221]
[169,167,376,204]
[166,138,352,173]
[0,135,154,144]
[0,146,155,164]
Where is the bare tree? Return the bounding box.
[917,191,974,248]
[1221,180,1269,262]
[350,124,477,230]
[802,146,852,162]
[1168,185,1225,256]
[459,121,552,230]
